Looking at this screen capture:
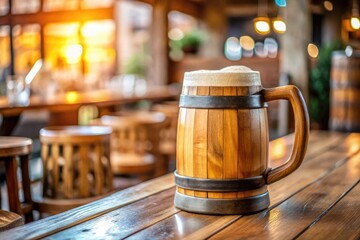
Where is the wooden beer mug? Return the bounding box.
[174,66,309,214]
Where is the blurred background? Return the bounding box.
[1,0,359,138]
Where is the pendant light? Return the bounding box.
[350,0,360,30]
[254,0,271,35]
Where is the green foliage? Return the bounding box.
[310,41,344,129]
[124,52,147,78]
[170,30,204,53]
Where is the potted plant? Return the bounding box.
[170,29,204,55]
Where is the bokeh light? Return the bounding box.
[63,44,83,64]
[350,17,360,30]
[168,28,184,41]
[273,18,286,34]
[224,37,241,61]
[239,36,255,51]
[254,17,271,35]
[307,43,319,58]
[275,0,286,7]
[345,45,353,57]
[323,1,333,11]
[254,42,268,58]
[264,38,278,58]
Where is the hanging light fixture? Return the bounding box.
[254,0,271,35]
[272,17,286,34]
[254,17,271,34]
[350,0,360,30]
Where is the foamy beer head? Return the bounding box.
[183,65,262,87]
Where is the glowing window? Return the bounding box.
[81,0,113,9]
[43,0,79,12]
[12,0,40,14]
[12,24,41,75]
[0,26,10,69]
[0,0,9,15]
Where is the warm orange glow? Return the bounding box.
[346,134,360,154]
[0,26,10,67]
[63,44,83,64]
[307,43,319,58]
[84,48,108,62]
[323,1,333,11]
[239,36,255,51]
[273,18,286,34]
[81,20,115,39]
[45,23,80,37]
[254,17,271,35]
[66,91,79,103]
[270,138,287,160]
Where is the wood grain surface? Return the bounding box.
[207,86,224,199]
[0,210,23,231]
[297,183,360,240]
[2,131,358,240]
[193,86,209,198]
[0,174,175,239]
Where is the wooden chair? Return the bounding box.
[0,137,33,222]
[0,210,23,231]
[92,111,168,181]
[35,125,113,215]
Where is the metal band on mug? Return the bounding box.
[174,191,270,215]
[174,171,265,192]
[179,95,267,109]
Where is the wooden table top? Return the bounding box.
[0,86,178,117]
[1,130,359,239]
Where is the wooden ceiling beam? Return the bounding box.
[0,7,114,26]
[169,0,203,18]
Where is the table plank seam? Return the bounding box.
[121,209,182,240]
[306,133,349,158]
[205,146,360,239]
[33,187,176,240]
[199,216,243,240]
[293,180,360,240]
[0,178,176,240]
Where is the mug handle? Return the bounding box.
[262,85,310,184]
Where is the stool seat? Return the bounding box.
[0,137,32,157]
[111,152,155,175]
[40,126,112,143]
[0,137,33,222]
[0,210,23,232]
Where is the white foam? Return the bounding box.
[183,65,261,87]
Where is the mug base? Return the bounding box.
[174,191,270,215]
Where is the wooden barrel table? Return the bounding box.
[330,51,360,132]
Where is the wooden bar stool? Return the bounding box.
[36,126,113,215]
[0,137,33,222]
[92,111,168,180]
[0,210,23,231]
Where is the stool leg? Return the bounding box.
[19,155,34,222]
[5,157,22,216]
